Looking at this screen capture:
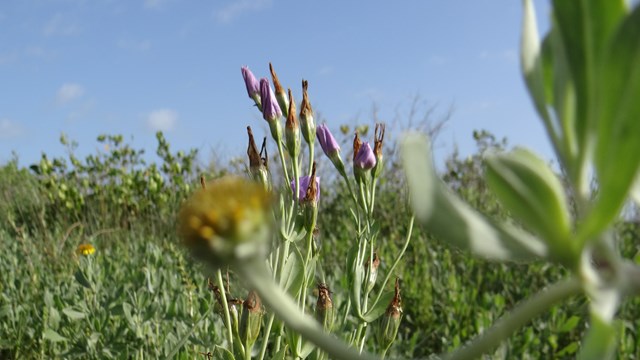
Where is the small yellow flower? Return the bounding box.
[76,244,96,256]
[178,176,272,265]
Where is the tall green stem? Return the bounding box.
[258,314,275,360]
[307,142,315,177]
[372,216,414,307]
[238,260,380,360]
[260,235,291,359]
[340,172,359,210]
[276,140,291,185]
[217,270,234,350]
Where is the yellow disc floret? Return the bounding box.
[178,176,272,265]
[76,243,96,256]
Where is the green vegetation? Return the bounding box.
[2,130,639,358]
[3,2,640,356]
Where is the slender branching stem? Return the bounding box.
[276,140,291,185]
[258,314,275,360]
[372,216,414,307]
[217,269,235,350]
[307,142,315,177]
[369,178,378,218]
[341,171,359,211]
[238,260,380,360]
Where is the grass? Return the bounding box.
[2,131,640,359]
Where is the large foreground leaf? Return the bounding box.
[580,5,640,243]
[485,148,574,265]
[401,133,547,262]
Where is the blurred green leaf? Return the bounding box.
[577,314,617,360]
[521,0,560,154]
[122,302,136,330]
[44,290,54,308]
[558,315,581,333]
[214,345,235,360]
[581,5,640,243]
[74,269,92,289]
[43,328,67,342]
[551,0,626,158]
[557,341,579,357]
[88,332,100,349]
[272,346,288,360]
[362,291,394,323]
[401,133,547,261]
[0,305,11,318]
[485,148,573,264]
[347,243,365,318]
[48,308,61,329]
[62,308,86,321]
[299,339,316,358]
[144,267,155,294]
[279,247,304,297]
[630,172,640,207]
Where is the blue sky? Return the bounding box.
[1,0,557,169]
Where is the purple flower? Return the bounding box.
[260,78,282,121]
[291,175,320,202]
[241,66,260,99]
[354,142,376,170]
[316,124,340,156]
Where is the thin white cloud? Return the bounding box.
[66,99,96,122]
[215,0,272,24]
[43,13,79,37]
[318,66,334,76]
[429,55,447,65]
[0,51,17,65]
[355,87,384,102]
[479,49,517,63]
[144,0,170,9]
[25,46,46,57]
[117,39,152,52]
[147,109,178,132]
[56,83,85,105]
[0,118,24,139]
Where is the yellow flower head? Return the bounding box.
[178,176,272,266]
[76,244,96,256]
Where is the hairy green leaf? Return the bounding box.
[581,5,640,242]
[62,308,86,321]
[214,345,235,360]
[362,291,394,323]
[402,133,547,262]
[485,148,574,265]
[279,247,304,298]
[552,0,626,156]
[43,328,67,342]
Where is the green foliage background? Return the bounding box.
[2,130,640,359]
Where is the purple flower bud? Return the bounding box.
[316,124,340,156]
[354,142,376,170]
[259,78,282,122]
[241,66,260,99]
[291,175,320,202]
